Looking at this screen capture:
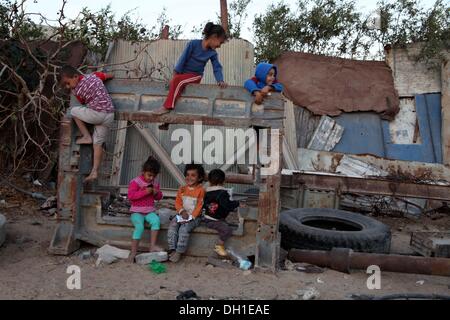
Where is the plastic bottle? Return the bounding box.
[226,248,252,270]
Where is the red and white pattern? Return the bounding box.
[73,74,114,113]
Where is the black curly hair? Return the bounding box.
[184,163,206,183]
[203,22,228,40]
[208,169,226,186]
[142,156,161,175]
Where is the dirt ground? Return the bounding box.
[1,183,450,300]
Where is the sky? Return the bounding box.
[27,0,439,43]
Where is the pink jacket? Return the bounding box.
[128,175,163,214]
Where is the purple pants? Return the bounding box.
[202,218,233,242]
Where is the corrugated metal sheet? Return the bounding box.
[332,94,442,164]
[307,116,344,151]
[105,39,255,86]
[97,39,257,193]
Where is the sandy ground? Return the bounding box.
[1,185,450,300]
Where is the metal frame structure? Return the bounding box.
[49,80,285,272]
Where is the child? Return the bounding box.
[202,169,240,257]
[167,164,206,263]
[244,63,284,105]
[127,156,164,263]
[60,65,115,182]
[151,22,228,115]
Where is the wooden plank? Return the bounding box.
[110,120,128,186]
[134,122,185,185]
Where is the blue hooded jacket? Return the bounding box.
[244,63,283,94]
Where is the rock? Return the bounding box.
[206,264,215,269]
[31,221,41,226]
[95,244,130,266]
[135,252,168,265]
[284,259,295,271]
[79,251,92,260]
[176,290,200,300]
[243,270,252,276]
[297,287,320,300]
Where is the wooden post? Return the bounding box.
[220,0,229,35]
[255,129,283,272]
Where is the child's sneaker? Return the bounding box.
[214,245,228,257]
[169,252,181,263]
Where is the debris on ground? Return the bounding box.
[296,287,321,300]
[317,277,324,284]
[40,196,57,211]
[95,245,130,266]
[416,280,425,286]
[295,263,325,274]
[176,290,200,300]
[206,256,234,269]
[78,251,92,261]
[135,252,168,265]
[284,259,295,271]
[149,260,167,274]
[33,180,43,187]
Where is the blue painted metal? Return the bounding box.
[333,94,442,164]
[333,113,386,157]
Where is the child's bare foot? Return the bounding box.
[76,136,93,145]
[127,254,136,263]
[84,170,98,182]
[150,245,164,252]
[151,107,171,115]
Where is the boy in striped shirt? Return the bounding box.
[60,65,114,182]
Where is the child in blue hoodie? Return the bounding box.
[244,63,283,105]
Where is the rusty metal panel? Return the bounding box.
[297,148,450,183]
[283,173,450,201]
[106,39,255,86]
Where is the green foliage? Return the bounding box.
[253,0,449,62]
[0,0,43,40]
[228,0,252,38]
[62,6,183,59]
[191,0,253,39]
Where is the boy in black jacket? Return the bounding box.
[202,169,240,257]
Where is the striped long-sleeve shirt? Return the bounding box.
[72,73,114,113]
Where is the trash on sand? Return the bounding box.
[149,260,167,274]
[295,263,325,274]
[284,259,295,271]
[135,252,168,265]
[40,196,57,210]
[176,290,200,300]
[33,180,43,187]
[296,287,320,300]
[416,280,425,286]
[317,277,324,284]
[226,248,252,270]
[95,244,130,266]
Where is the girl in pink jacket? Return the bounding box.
[127,156,163,262]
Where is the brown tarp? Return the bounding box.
[273,52,400,120]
